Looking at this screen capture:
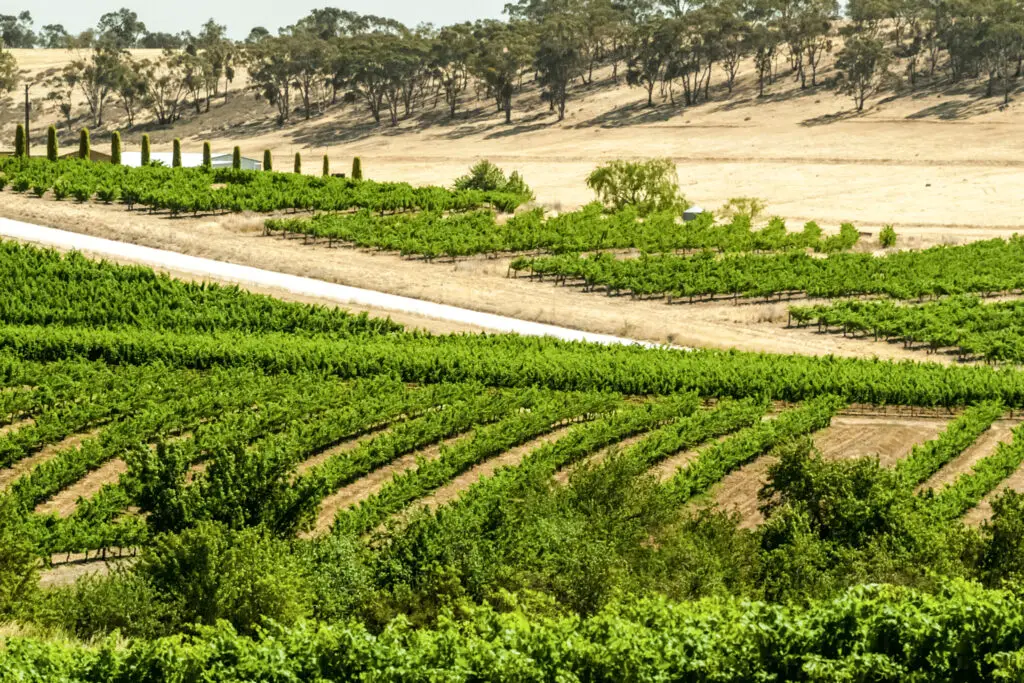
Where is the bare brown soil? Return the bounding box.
[711,456,778,529]
[39,556,133,588]
[921,420,1021,493]
[0,428,102,491]
[35,459,126,518]
[0,417,34,437]
[815,416,950,467]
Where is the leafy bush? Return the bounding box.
[263,149,272,172]
[141,134,151,165]
[454,160,534,201]
[718,197,767,223]
[880,224,898,248]
[352,156,363,180]
[586,158,686,216]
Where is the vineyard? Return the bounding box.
[0,157,529,215]
[791,297,1024,365]
[6,239,1024,680]
[510,237,1024,301]
[266,205,862,260]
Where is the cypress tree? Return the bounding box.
[351,156,363,181]
[141,135,151,165]
[110,132,122,165]
[232,146,241,170]
[78,128,90,160]
[46,125,58,162]
[202,141,212,169]
[322,154,329,177]
[263,149,272,172]
[14,124,25,157]
[172,138,182,168]
[294,152,302,174]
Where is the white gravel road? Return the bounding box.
[0,217,659,347]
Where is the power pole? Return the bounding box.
[23,84,30,157]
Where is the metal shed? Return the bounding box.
[683,205,706,222]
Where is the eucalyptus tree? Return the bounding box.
[470,19,536,123]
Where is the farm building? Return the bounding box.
[119,152,263,170]
[683,205,706,222]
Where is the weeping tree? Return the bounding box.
[322,155,329,177]
[263,149,272,171]
[78,128,90,160]
[294,152,302,174]
[14,124,26,157]
[351,157,362,180]
[172,138,182,168]
[203,141,212,169]
[233,146,241,170]
[46,126,58,162]
[110,132,122,165]
[141,134,151,165]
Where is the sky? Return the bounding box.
[16,1,511,40]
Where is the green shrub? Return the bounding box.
[351,156,362,180]
[880,225,897,248]
[202,141,212,169]
[586,158,686,216]
[172,139,182,168]
[141,134,151,165]
[322,154,330,177]
[110,131,122,165]
[78,128,90,160]
[263,149,273,172]
[233,146,241,170]
[718,197,767,223]
[53,180,70,201]
[294,152,302,174]
[96,185,121,204]
[454,160,534,201]
[46,125,58,162]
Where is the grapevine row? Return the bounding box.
[790,297,1024,364]
[332,390,619,535]
[0,157,528,215]
[266,206,860,260]
[511,237,1024,301]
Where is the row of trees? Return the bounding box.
[6,1,1024,134]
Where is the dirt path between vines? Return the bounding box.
[0,428,103,492]
[35,458,127,517]
[306,432,472,537]
[920,420,1021,493]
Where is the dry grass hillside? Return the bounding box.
[4,46,1024,235]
